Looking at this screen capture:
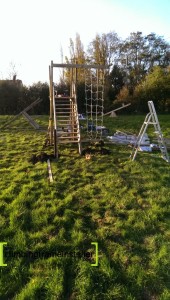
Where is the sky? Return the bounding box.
[0,0,170,86]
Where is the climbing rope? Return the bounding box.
[85,68,105,139]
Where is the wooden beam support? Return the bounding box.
[49,64,54,145]
[1,98,42,129]
[22,111,40,129]
[51,63,109,69]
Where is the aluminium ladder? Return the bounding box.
[130,101,170,162]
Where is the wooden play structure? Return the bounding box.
[1,98,42,129]
[48,61,108,158]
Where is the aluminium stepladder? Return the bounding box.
[130,101,170,163]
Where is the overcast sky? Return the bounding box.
[1,0,170,86]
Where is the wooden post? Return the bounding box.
[54,128,58,158]
[52,83,58,158]
[70,68,74,134]
[49,62,54,145]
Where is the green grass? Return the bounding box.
[0,114,170,299]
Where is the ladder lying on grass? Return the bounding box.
[130,101,170,163]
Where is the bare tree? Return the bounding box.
[8,61,18,80]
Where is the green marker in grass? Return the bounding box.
[0,242,7,267]
[91,242,98,267]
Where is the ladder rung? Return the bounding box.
[57,123,77,125]
[55,97,74,100]
[57,111,70,113]
[55,104,71,107]
[57,118,76,120]
[154,130,161,133]
[58,140,79,144]
[55,110,72,112]
[55,102,71,105]
[57,129,78,131]
[57,127,78,129]
[57,116,70,121]
[58,133,78,136]
[55,107,72,112]
[144,122,157,125]
[58,136,79,139]
[57,126,77,129]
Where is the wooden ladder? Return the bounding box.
[53,94,81,157]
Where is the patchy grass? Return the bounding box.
[0,114,170,300]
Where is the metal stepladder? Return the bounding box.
[130,101,170,163]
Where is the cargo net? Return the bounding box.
[85,68,105,139]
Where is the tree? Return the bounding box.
[63,34,87,113]
[26,82,49,114]
[87,32,121,111]
[65,33,86,83]
[108,65,125,97]
[8,61,18,80]
[133,66,170,112]
[117,32,170,94]
[60,31,170,113]
[143,33,170,68]
[0,80,23,114]
[87,31,120,68]
[0,81,50,115]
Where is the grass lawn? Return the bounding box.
[0,114,170,300]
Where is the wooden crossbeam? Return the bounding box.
[22,98,42,113]
[52,62,109,69]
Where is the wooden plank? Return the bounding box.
[0,98,42,129]
[22,111,40,129]
[23,98,42,113]
[113,103,131,112]
[47,159,53,182]
[52,63,109,70]
[103,103,131,116]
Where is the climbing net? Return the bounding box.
[85,68,105,139]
